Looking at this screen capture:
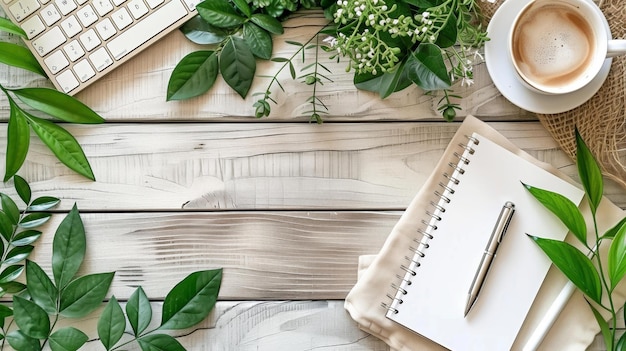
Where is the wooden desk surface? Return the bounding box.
[0,11,623,350]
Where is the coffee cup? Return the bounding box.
[509,0,626,95]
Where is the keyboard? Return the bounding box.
[1,0,198,94]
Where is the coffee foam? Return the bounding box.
[512,3,594,87]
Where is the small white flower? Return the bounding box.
[422,11,430,18]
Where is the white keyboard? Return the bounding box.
[1,0,198,94]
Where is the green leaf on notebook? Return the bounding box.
[588,301,613,351]
[528,235,602,305]
[522,182,587,245]
[608,221,626,290]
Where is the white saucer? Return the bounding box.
[484,0,612,114]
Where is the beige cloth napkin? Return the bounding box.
[345,116,626,351]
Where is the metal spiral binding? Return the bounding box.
[383,134,478,315]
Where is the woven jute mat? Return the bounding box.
[479,0,626,189]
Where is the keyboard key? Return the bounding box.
[73,59,96,81]
[63,40,85,61]
[127,0,148,19]
[9,0,40,21]
[95,17,116,40]
[55,70,79,92]
[54,0,76,15]
[76,4,97,27]
[145,0,163,9]
[41,3,61,26]
[108,0,186,60]
[43,50,69,74]
[60,14,81,37]
[89,47,113,71]
[75,0,88,4]
[181,0,198,11]
[21,15,45,39]
[31,25,65,56]
[111,7,132,30]
[93,0,113,16]
[79,28,101,51]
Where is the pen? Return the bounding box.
[464,201,516,317]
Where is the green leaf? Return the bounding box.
[28,196,61,211]
[5,100,31,182]
[12,88,105,124]
[179,15,228,45]
[53,204,86,289]
[48,327,88,351]
[0,265,24,284]
[0,17,27,38]
[587,301,613,351]
[232,0,251,17]
[0,43,46,76]
[19,212,51,229]
[6,330,40,351]
[166,51,218,101]
[4,246,34,265]
[13,175,31,204]
[0,304,14,328]
[13,230,43,246]
[26,260,57,314]
[609,221,626,290]
[160,269,222,330]
[523,183,587,244]
[0,193,20,225]
[196,0,246,28]
[604,217,626,240]
[98,296,125,350]
[434,12,457,48]
[220,36,256,98]
[13,295,50,339]
[617,329,626,351]
[127,286,152,337]
[405,43,451,91]
[25,115,95,181]
[250,14,284,35]
[59,272,115,318]
[576,129,603,215]
[243,23,272,60]
[529,235,602,304]
[0,212,13,242]
[0,282,26,296]
[137,334,185,351]
[377,60,410,99]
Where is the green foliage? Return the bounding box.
[0,178,223,350]
[0,21,105,181]
[526,130,626,350]
[170,0,488,121]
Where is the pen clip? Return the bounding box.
[494,201,515,243]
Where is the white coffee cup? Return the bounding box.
[509,0,626,95]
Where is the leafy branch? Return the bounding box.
[0,18,104,181]
[0,177,222,350]
[252,26,334,123]
[525,129,626,350]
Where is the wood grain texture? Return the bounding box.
[0,10,534,122]
[3,122,623,211]
[28,211,396,300]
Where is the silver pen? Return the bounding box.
[464,201,516,317]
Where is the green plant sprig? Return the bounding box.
[525,129,626,350]
[0,19,104,181]
[0,176,223,350]
[252,26,333,123]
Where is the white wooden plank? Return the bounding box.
[3,122,619,211]
[27,211,396,300]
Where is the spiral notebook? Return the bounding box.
[384,132,585,351]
